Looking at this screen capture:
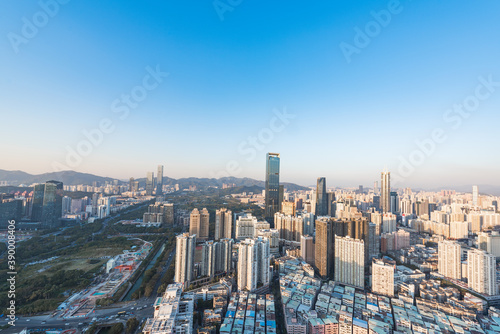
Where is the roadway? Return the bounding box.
[1,228,177,334]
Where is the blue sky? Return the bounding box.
[1,0,500,188]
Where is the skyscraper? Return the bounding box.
[265,153,280,224]
[472,185,479,206]
[199,208,210,240]
[237,237,271,292]
[189,208,200,237]
[315,218,334,279]
[316,177,328,216]
[390,191,399,214]
[334,236,365,288]
[32,180,63,228]
[467,248,497,295]
[175,233,196,287]
[381,170,391,213]
[438,240,462,280]
[146,172,154,196]
[215,208,232,240]
[156,165,164,195]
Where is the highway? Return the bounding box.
[0,242,177,334]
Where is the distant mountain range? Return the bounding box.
[0,170,310,192]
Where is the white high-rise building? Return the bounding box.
[237,237,271,292]
[438,240,462,280]
[334,236,365,289]
[478,231,500,258]
[175,233,196,287]
[472,185,479,206]
[467,248,498,295]
[381,170,391,213]
[372,258,396,297]
[449,221,469,239]
[382,213,397,234]
[235,214,257,240]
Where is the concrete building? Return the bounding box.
[467,248,498,296]
[237,237,271,292]
[372,258,396,297]
[215,208,232,240]
[438,240,462,280]
[301,235,315,266]
[175,233,196,288]
[235,213,257,240]
[315,218,334,279]
[334,236,365,289]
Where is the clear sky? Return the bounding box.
[1,0,499,188]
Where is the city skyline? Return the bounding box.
[1,1,500,188]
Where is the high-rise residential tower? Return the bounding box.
[473,185,479,206]
[316,177,328,216]
[334,236,365,289]
[315,218,334,279]
[467,248,498,295]
[215,208,232,240]
[237,237,271,292]
[174,233,196,287]
[381,170,391,213]
[438,240,462,280]
[372,258,396,297]
[265,153,280,224]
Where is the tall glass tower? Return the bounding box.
[265,153,280,223]
[316,177,328,216]
[157,165,164,195]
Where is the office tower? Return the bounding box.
[237,237,271,292]
[301,235,315,265]
[381,170,391,213]
[129,177,135,192]
[467,249,498,295]
[235,213,257,240]
[215,208,232,240]
[478,232,500,258]
[334,236,365,288]
[438,240,462,280]
[327,192,336,216]
[41,180,63,227]
[156,165,164,195]
[62,196,72,214]
[390,191,399,214]
[372,258,396,297]
[372,196,380,211]
[0,199,23,229]
[473,185,479,206]
[175,233,196,287]
[316,177,328,216]
[31,183,45,221]
[374,181,379,194]
[279,185,284,212]
[382,213,397,234]
[281,201,296,216]
[200,240,215,279]
[315,218,334,279]
[265,153,280,223]
[146,172,154,196]
[189,208,200,237]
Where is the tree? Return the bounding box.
[109,323,124,334]
[126,317,140,334]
